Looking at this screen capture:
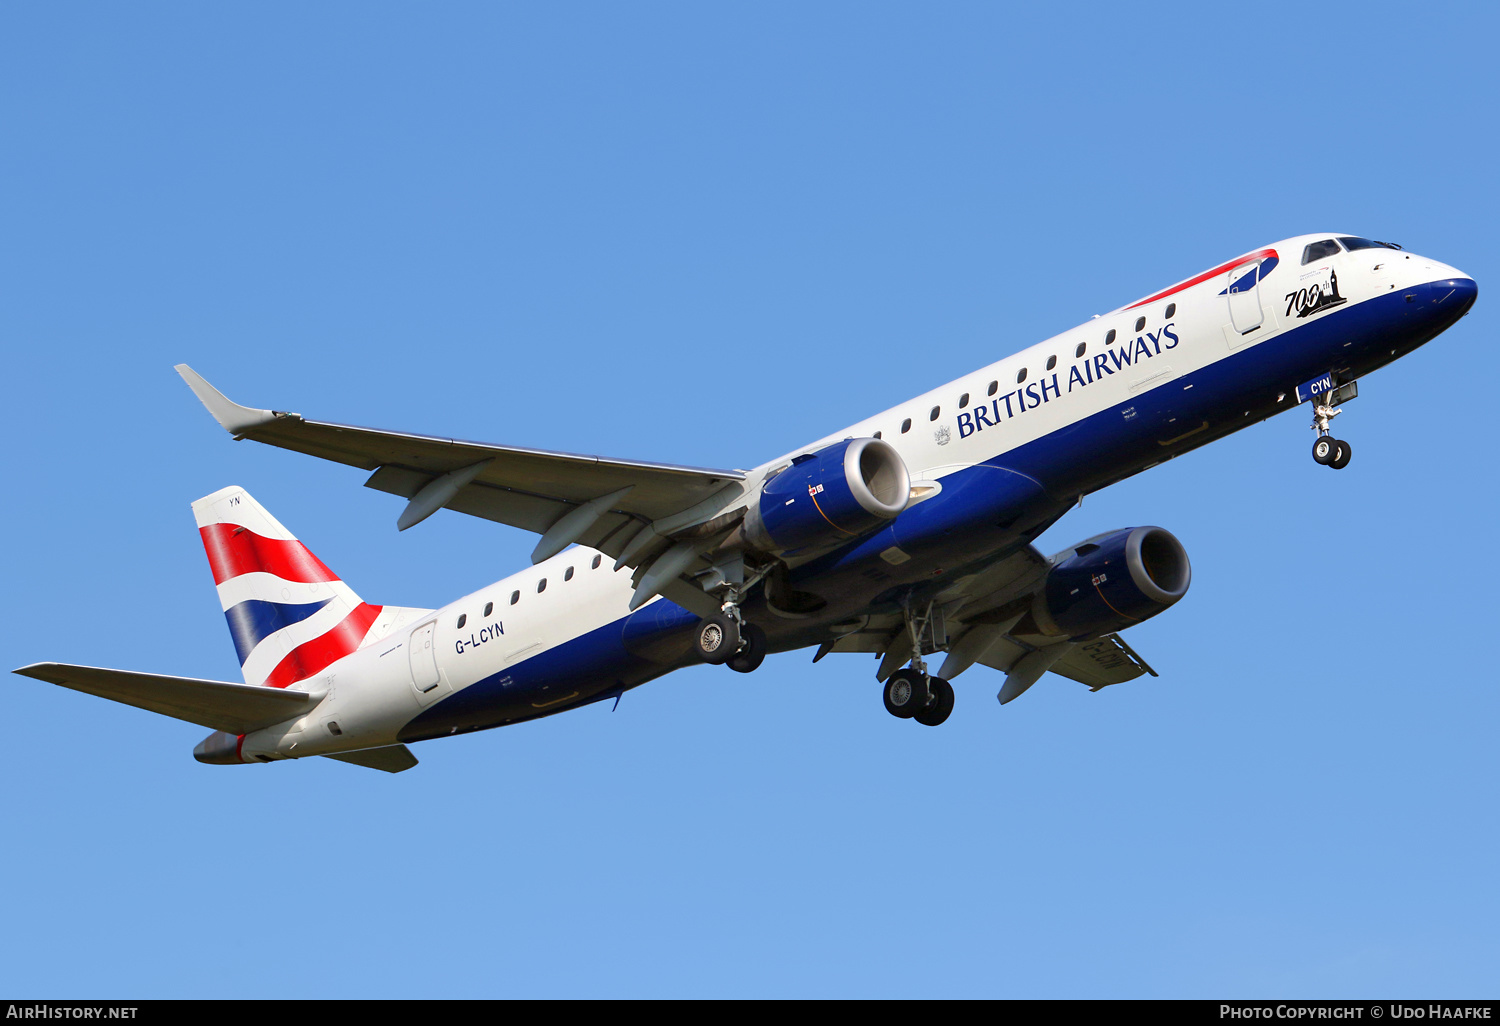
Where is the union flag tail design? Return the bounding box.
[192,486,383,689]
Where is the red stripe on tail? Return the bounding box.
[200,523,341,586]
[262,603,383,688]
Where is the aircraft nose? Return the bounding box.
[1423,276,1478,325]
[1441,276,1477,309]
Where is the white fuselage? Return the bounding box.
[238,234,1474,763]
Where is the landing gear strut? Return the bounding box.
[695,568,771,672]
[879,597,955,726]
[694,610,767,671]
[727,623,767,674]
[1310,388,1353,470]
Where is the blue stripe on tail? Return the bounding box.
[224,598,333,665]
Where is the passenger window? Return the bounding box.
[929,406,940,421]
[1302,239,1342,264]
[1134,316,1146,331]
[456,614,467,628]
[958,393,969,409]
[483,602,493,617]
[1016,368,1027,384]
[1045,355,1056,371]
[987,380,998,396]
[510,590,520,605]
[564,566,574,581]
[873,430,882,439]
[1165,303,1176,317]
[1105,329,1116,344]
[901,418,912,433]
[1075,342,1086,358]
[537,579,547,593]
[592,555,601,569]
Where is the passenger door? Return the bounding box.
[408,621,450,705]
[1226,259,1264,335]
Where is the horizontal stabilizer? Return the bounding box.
[13,662,320,735]
[322,744,418,773]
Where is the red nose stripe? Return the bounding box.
[1125,248,1278,310]
[261,602,383,688]
[200,523,341,586]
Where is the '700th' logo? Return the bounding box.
[1285,267,1348,319]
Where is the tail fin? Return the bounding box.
[193,486,383,689]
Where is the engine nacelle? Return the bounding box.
[743,438,910,557]
[1032,526,1191,639]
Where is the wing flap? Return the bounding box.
[972,633,1158,690]
[13,662,319,734]
[1049,634,1156,690]
[970,634,1152,691]
[973,635,1030,674]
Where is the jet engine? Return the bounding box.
[742,438,910,557]
[1028,526,1191,639]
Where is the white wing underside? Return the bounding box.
[820,545,1157,695]
[177,365,747,617]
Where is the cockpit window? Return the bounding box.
[1338,236,1399,252]
[1301,239,1342,264]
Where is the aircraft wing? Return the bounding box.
[13,662,320,735]
[177,366,744,616]
[972,633,1156,690]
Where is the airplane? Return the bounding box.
[14,233,1477,773]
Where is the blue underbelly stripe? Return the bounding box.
[399,283,1475,738]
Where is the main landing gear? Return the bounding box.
[1309,390,1353,470]
[694,605,768,674]
[879,597,955,726]
[883,668,955,727]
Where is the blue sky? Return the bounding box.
[2,2,1496,998]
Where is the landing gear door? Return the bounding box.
[1227,260,1264,335]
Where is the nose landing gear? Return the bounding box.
[1312,435,1352,470]
[1309,383,1356,471]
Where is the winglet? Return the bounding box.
[175,364,282,437]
